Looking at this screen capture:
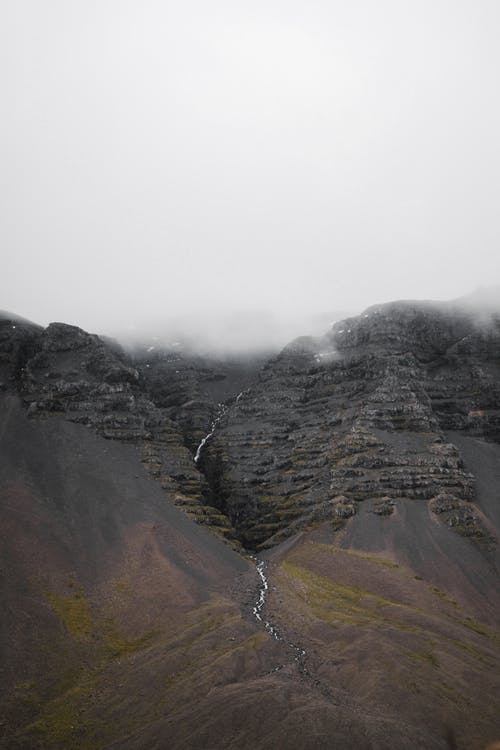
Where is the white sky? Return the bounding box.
[2,0,500,340]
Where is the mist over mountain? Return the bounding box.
[114,307,354,357]
[4,1,500,337]
[4,0,500,743]
[1,293,499,749]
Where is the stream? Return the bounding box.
[251,556,306,669]
[193,397,307,671]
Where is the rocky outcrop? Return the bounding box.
[0,312,42,389]
[200,301,500,550]
[21,323,146,436]
[129,345,264,453]
[0,316,250,546]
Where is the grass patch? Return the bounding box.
[103,620,157,658]
[47,589,92,640]
[280,561,418,630]
[295,540,400,569]
[113,578,131,593]
[457,616,500,643]
[409,650,439,668]
[18,670,99,750]
[20,597,241,747]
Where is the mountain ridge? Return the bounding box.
[1,299,499,749]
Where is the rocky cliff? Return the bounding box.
[0,315,262,547]
[200,300,500,550]
[4,300,499,555]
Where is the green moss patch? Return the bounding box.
[279,560,416,629]
[103,619,157,658]
[47,589,92,640]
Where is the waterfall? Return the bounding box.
[193,403,227,464]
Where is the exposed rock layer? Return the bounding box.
[1,302,500,750]
[202,302,500,549]
[2,302,500,553]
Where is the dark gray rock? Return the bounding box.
[200,301,500,549]
[2,300,499,553]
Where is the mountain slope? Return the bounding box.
[0,303,499,749]
[0,393,255,748]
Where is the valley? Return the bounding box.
[0,299,499,749]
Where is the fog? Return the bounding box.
[2,1,500,350]
[118,307,353,356]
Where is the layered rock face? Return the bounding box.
[200,301,500,549]
[0,313,262,546]
[3,302,499,553]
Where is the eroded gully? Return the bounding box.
[193,396,308,677]
[193,402,228,464]
[250,556,307,674]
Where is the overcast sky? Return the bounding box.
[2,0,500,342]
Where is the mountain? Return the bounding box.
[0,299,499,750]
